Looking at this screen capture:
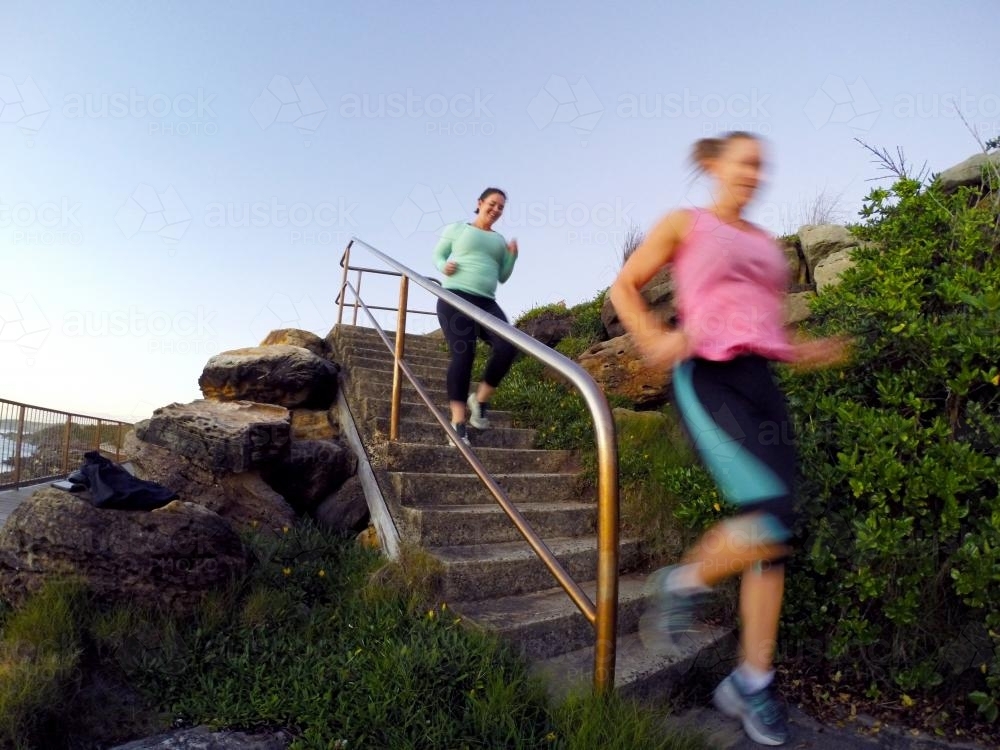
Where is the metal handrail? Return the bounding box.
[0,398,131,490]
[336,237,620,692]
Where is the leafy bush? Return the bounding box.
[779,177,1000,714]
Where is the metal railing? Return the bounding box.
[336,237,620,692]
[0,399,131,490]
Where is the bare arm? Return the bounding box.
[609,209,694,364]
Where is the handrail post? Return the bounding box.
[12,405,25,489]
[390,275,410,441]
[116,422,124,461]
[337,242,352,325]
[593,413,620,693]
[62,415,73,475]
[352,270,363,326]
[95,419,103,451]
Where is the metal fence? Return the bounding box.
[0,399,131,490]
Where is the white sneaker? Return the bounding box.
[450,422,472,448]
[467,393,491,429]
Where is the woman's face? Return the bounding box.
[712,137,765,209]
[478,192,506,225]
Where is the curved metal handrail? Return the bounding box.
[336,237,620,692]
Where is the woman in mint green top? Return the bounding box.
[433,187,519,447]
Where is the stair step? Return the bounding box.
[400,501,596,547]
[384,442,576,474]
[452,574,650,660]
[357,396,516,429]
[531,627,737,702]
[331,327,447,357]
[430,536,643,601]
[343,366,451,403]
[341,347,450,374]
[368,417,535,449]
[341,354,450,381]
[390,471,582,507]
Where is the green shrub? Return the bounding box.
[779,177,1000,714]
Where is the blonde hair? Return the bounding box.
[691,131,760,174]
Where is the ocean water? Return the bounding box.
[0,435,36,468]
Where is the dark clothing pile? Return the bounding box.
[66,451,177,510]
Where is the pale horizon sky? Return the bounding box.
[2,0,997,422]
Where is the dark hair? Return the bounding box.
[473,187,507,214]
[691,131,760,174]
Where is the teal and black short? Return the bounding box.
[672,355,798,545]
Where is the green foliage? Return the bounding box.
[0,580,86,749]
[779,177,1000,713]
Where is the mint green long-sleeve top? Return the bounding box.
[432,222,517,300]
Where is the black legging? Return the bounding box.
[436,290,518,403]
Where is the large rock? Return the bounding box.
[199,345,340,409]
[261,440,357,513]
[0,489,248,615]
[938,152,1000,194]
[797,225,859,279]
[778,236,808,286]
[260,328,330,359]
[601,266,675,339]
[291,409,338,441]
[315,475,369,535]
[135,400,290,473]
[785,291,817,325]
[517,308,573,347]
[814,249,857,292]
[110,726,291,750]
[578,334,671,406]
[123,432,296,534]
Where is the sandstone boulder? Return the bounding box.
[0,488,248,615]
[315,476,370,535]
[785,291,817,325]
[199,345,340,409]
[938,152,1000,195]
[291,409,338,441]
[814,249,857,292]
[517,308,573,347]
[135,400,290,473]
[260,328,330,359]
[123,432,296,534]
[578,334,671,406]
[261,440,357,513]
[797,225,859,279]
[601,266,675,339]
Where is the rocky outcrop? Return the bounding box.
[123,432,296,534]
[314,475,370,535]
[261,439,357,514]
[110,726,291,750]
[797,224,860,280]
[938,152,1000,194]
[785,291,817,325]
[577,334,671,406]
[291,409,339,441]
[517,308,573,348]
[601,266,675,339]
[0,488,248,615]
[135,400,290,473]
[199,345,340,409]
[814,250,857,292]
[260,328,330,359]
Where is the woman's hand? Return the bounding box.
[444,260,458,276]
[788,334,853,373]
[507,238,518,256]
[635,329,692,369]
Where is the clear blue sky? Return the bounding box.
[2,0,996,421]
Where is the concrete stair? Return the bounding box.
[327,323,732,698]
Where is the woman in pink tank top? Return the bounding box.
[609,132,849,746]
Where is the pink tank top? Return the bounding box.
[670,208,793,362]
